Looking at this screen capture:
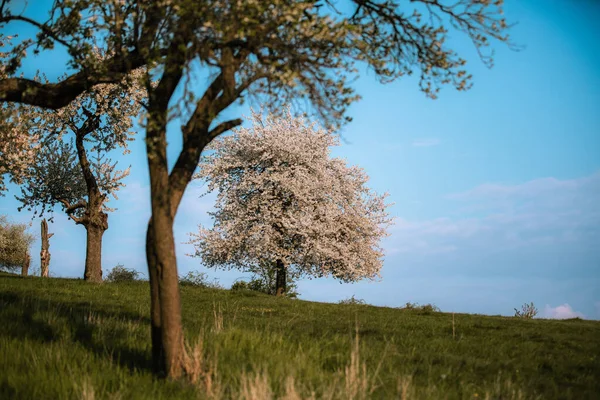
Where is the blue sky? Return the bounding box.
[1,1,599,319]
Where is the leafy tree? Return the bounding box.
[0,215,34,272]
[12,58,145,282]
[191,110,393,296]
[1,0,513,379]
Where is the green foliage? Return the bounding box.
[338,295,367,305]
[514,302,538,319]
[231,275,299,299]
[401,302,441,315]
[230,280,249,292]
[179,270,223,289]
[0,215,34,271]
[0,275,599,398]
[105,264,140,282]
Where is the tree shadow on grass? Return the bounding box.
[0,291,153,373]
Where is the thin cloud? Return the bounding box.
[385,172,600,257]
[541,304,585,319]
[412,138,441,147]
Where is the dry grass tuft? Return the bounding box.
[239,370,272,400]
[213,302,224,333]
[184,336,222,399]
[79,378,95,400]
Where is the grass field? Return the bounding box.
[0,272,598,399]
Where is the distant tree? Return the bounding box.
[191,110,393,296]
[2,0,513,379]
[0,215,34,273]
[13,58,145,282]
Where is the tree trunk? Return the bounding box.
[40,219,53,277]
[146,219,165,375]
[275,259,286,296]
[21,252,30,277]
[146,89,187,378]
[150,207,185,378]
[83,217,107,282]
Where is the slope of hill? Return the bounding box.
[0,272,598,399]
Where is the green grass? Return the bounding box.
[0,272,598,399]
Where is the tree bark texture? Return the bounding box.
[143,32,243,378]
[40,219,53,277]
[275,259,287,297]
[73,130,108,283]
[146,221,165,374]
[146,77,187,377]
[83,216,107,282]
[21,252,30,277]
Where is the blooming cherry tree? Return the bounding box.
[1,0,513,378]
[190,110,393,295]
[12,59,146,282]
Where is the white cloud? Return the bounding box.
[412,138,441,147]
[386,172,600,256]
[541,304,585,319]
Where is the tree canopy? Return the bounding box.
[0,215,34,271]
[8,53,146,281]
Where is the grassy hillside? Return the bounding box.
[0,273,598,399]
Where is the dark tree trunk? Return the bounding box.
[150,206,185,378]
[146,83,187,378]
[21,252,30,277]
[143,35,242,378]
[73,126,109,283]
[40,219,53,277]
[146,219,165,375]
[275,259,286,297]
[83,215,107,283]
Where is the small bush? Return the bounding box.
[514,302,537,319]
[338,295,367,305]
[105,264,140,282]
[179,270,223,289]
[231,280,250,291]
[399,302,440,314]
[231,277,298,298]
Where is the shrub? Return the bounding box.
[399,302,440,314]
[231,280,250,291]
[105,264,140,282]
[179,270,223,289]
[338,295,367,305]
[230,276,299,298]
[514,302,537,319]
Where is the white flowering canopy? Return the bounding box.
[7,48,147,218]
[190,109,394,282]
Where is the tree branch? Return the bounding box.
[0,50,147,108]
[0,15,76,52]
[58,199,87,224]
[208,119,243,141]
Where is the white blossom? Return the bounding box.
[190,109,394,282]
